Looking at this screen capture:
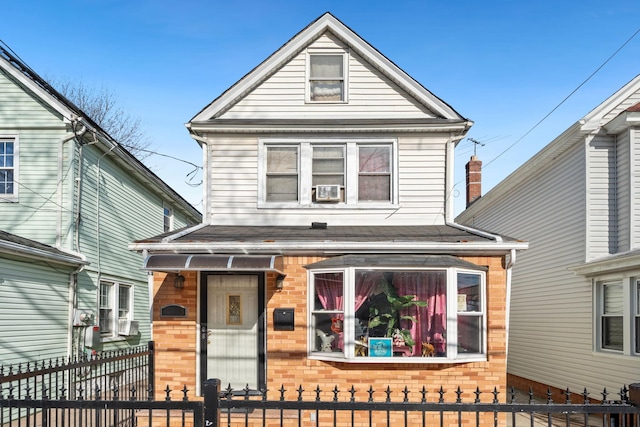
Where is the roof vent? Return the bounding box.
[311,222,327,229]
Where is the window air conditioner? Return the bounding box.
[316,185,341,202]
[118,319,139,336]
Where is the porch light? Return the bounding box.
[276,274,286,289]
[174,273,185,289]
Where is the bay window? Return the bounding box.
[308,257,486,362]
[261,140,395,206]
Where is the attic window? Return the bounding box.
[308,51,347,103]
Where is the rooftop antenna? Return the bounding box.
[467,138,485,156]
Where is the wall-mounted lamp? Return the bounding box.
[275,274,286,289]
[174,273,185,289]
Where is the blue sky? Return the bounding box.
[3,1,640,215]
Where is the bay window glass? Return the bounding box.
[457,273,483,354]
[309,54,344,102]
[312,272,344,352]
[266,146,298,201]
[310,267,485,361]
[600,281,623,351]
[358,146,391,201]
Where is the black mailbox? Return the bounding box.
[273,308,295,331]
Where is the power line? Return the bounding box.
[482,26,640,169]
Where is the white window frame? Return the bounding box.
[99,279,134,340]
[0,136,18,202]
[593,276,639,356]
[306,49,349,104]
[307,266,486,363]
[258,139,398,208]
[163,203,174,232]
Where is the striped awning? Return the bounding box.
[143,254,284,274]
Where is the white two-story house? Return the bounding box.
[131,13,527,402]
[457,75,640,398]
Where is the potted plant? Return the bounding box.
[367,281,427,351]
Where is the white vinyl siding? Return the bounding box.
[459,142,613,392]
[586,135,618,259]
[632,128,640,249]
[219,33,434,120]
[616,130,630,252]
[207,135,447,226]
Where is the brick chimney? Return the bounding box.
[465,155,482,207]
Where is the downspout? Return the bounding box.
[62,122,87,359]
[504,249,517,356]
[66,264,86,359]
[187,132,210,223]
[445,133,466,223]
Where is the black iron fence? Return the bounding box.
[0,341,154,402]
[2,377,639,427]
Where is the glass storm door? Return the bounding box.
[206,275,259,390]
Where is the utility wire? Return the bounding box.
[482,26,640,169]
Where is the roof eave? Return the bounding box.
[129,240,528,256]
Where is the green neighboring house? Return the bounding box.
[0,45,201,364]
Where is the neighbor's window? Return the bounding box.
[635,280,640,354]
[261,141,394,205]
[310,268,485,362]
[598,280,624,351]
[0,139,16,199]
[99,280,133,338]
[163,204,174,232]
[309,53,346,102]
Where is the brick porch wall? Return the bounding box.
[152,255,508,402]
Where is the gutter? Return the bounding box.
[504,249,517,357]
[129,240,528,255]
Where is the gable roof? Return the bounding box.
[189,12,467,123]
[458,74,640,218]
[0,43,201,220]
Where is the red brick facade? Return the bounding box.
[152,255,508,403]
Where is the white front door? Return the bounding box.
[206,275,259,390]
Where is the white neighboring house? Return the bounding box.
[456,75,640,396]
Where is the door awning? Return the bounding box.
[143,254,284,274]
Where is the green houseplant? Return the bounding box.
[367,281,427,350]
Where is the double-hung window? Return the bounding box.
[308,260,486,362]
[0,138,16,200]
[594,278,640,355]
[308,51,347,102]
[261,140,395,206]
[99,279,133,339]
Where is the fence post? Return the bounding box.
[203,379,221,427]
[147,341,155,398]
[630,383,640,406]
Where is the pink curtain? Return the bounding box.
[355,271,383,312]
[315,273,344,349]
[393,271,447,356]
